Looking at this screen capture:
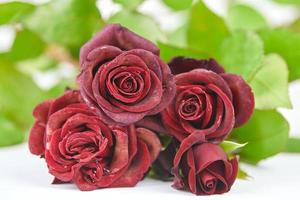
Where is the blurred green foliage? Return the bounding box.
[0,0,299,164]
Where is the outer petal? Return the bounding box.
[135,115,169,135]
[221,74,255,127]
[136,127,161,162]
[226,157,239,187]
[169,57,225,75]
[48,90,82,115]
[80,24,159,65]
[28,122,46,155]
[192,143,228,173]
[29,100,52,155]
[110,140,151,187]
[32,100,52,123]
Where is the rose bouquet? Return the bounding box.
[28,24,255,195]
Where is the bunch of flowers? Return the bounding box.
[29,24,254,195]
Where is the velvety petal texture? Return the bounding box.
[172,141,238,195]
[78,24,175,125]
[28,90,161,191]
[162,57,254,143]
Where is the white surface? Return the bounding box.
[0,144,299,200]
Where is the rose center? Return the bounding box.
[206,180,215,189]
[61,130,104,161]
[115,73,138,93]
[178,96,204,120]
[81,162,103,184]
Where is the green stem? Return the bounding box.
[284,137,300,153]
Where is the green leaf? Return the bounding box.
[237,167,250,180]
[159,134,173,150]
[232,110,289,164]
[249,54,292,109]
[187,1,229,55]
[0,2,35,25]
[0,115,25,147]
[108,10,166,43]
[162,0,193,11]
[220,140,247,155]
[158,42,208,62]
[259,29,300,81]
[113,0,144,10]
[25,0,103,57]
[5,28,46,61]
[273,0,300,5]
[284,138,300,153]
[216,31,264,81]
[227,4,268,31]
[0,60,43,129]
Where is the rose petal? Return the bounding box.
[48,90,82,115]
[193,143,228,173]
[169,57,225,75]
[205,84,235,142]
[28,122,46,155]
[136,127,161,162]
[172,133,206,180]
[110,140,151,187]
[135,115,169,134]
[221,74,255,127]
[109,129,129,173]
[32,100,52,123]
[187,149,197,194]
[80,24,159,65]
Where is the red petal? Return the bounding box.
[28,122,46,155]
[80,24,159,66]
[136,127,161,162]
[32,100,52,123]
[221,74,255,127]
[110,140,151,187]
[193,143,227,173]
[169,57,225,75]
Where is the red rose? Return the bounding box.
[28,90,161,191]
[78,24,175,125]
[172,134,238,195]
[161,57,254,142]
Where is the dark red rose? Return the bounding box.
[78,24,175,125]
[172,134,238,195]
[161,57,254,142]
[28,90,161,191]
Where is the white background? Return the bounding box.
[0,0,300,199]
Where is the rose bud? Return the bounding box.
[172,134,238,195]
[78,24,176,126]
[161,57,254,142]
[28,90,161,191]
